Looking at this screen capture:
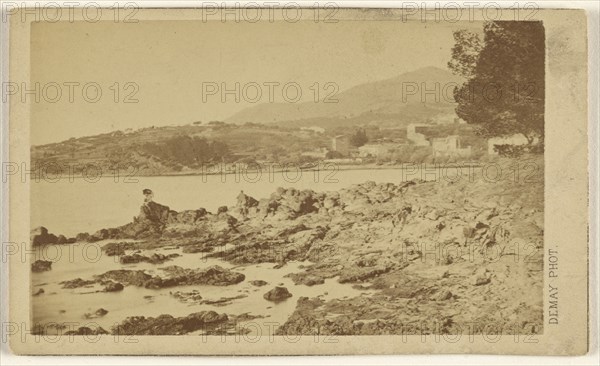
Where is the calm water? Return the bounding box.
[32,244,371,334]
[31,167,468,237]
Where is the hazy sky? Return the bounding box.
[31,19,481,145]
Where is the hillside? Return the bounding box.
[226,66,463,127]
[31,67,479,176]
[31,123,330,176]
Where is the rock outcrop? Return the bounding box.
[31,260,52,272]
[31,227,58,246]
[33,157,544,336]
[59,265,245,292]
[112,311,229,335]
[143,265,245,288]
[119,252,180,265]
[60,278,95,289]
[263,286,293,302]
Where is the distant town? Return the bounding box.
[30,115,531,177]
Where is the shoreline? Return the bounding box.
[31,161,488,180]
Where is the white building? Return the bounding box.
[431,135,472,158]
[407,124,430,146]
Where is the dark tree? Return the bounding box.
[448,21,545,148]
[142,135,229,166]
[350,128,368,147]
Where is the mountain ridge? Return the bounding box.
[225,66,464,125]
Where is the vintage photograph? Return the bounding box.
[27,11,546,338]
[4,6,590,356]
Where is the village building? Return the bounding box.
[431,135,472,158]
[407,124,430,146]
[331,135,353,156]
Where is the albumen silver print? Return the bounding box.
[3,4,591,356]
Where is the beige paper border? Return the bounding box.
[7,7,589,355]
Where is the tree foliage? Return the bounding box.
[350,128,368,147]
[142,135,229,166]
[448,21,545,147]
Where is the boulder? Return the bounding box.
[139,201,171,224]
[263,286,293,302]
[119,253,179,265]
[31,227,58,246]
[103,281,124,292]
[95,270,153,287]
[288,273,325,286]
[64,326,109,336]
[76,232,90,242]
[31,260,52,272]
[60,278,95,289]
[112,311,229,335]
[102,242,128,256]
[302,276,325,286]
[144,265,245,288]
[171,209,208,225]
[84,308,109,319]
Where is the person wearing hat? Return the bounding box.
[143,189,154,205]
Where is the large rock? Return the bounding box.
[95,270,153,287]
[263,286,293,302]
[64,326,109,336]
[139,201,171,224]
[31,227,58,246]
[60,278,95,289]
[84,308,109,319]
[144,265,245,288]
[168,209,208,225]
[90,228,123,241]
[75,232,90,242]
[119,252,179,265]
[103,281,124,292]
[112,311,229,335]
[31,260,52,272]
[287,273,325,286]
[101,242,133,256]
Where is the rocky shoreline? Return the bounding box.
[31,157,544,336]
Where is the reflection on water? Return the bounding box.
[32,244,372,335]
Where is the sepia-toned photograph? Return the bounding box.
[3,5,592,357]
